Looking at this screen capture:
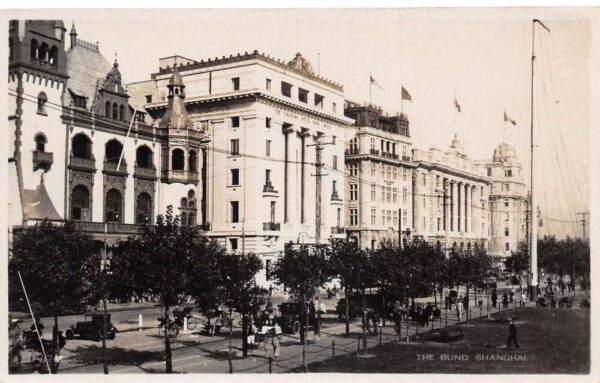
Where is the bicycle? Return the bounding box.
[157,317,181,338]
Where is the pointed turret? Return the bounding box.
[159,68,193,130]
[70,21,77,49]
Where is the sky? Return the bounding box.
[50,8,590,238]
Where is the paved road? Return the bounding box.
[15,285,588,374]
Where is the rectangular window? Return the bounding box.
[298,88,309,103]
[349,164,358,177]
[381,210,385,225]
[505,227,510,236]
[270,201,276,223]
[231,116,240,128]
[230,169,240,186]
[371,162,375,176]
[403,211,408,227]
[332,155,338,170]
[371,208,376,225]
[505,212,509,222]
[145,94,152,103]
[314,94,324,109]
[230,201,239,223]
[337,208,341,227]
[506,169,513,177]
[266,78,272,90]
[371,184,376,201]
[350,208,358,226]
[74,96,87,108]
[230,238,238,251]
[504,200,509,207]
[504,183,510,191]
[403,188,408,204]
[266,117,272,128]
[505,243,510,251]
[487,168,492,176]
[281,81,292,97]
[230,139,240,156]
[393,210,398,227]
[333,102,337,113]
[232,77,240,91]
[266,140,271,157]
[265,169,271,184]
[349,183,358,201]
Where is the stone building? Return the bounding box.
[343,102,414,250]
[129,51,352,284]
[411,134,491,251]
[482,143,528,257]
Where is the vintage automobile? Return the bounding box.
[336,293,396,320]
[278,302,316,334]
[64,313,117,341]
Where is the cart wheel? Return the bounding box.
[108,328,116,340]
[65,329,74,340]
[292,320,301,334]
[170,325,180,338]
[187,317,197,330]
[94,330,102,342]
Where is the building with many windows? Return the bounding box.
[343,102,415,250]
[129,51,353,283]
[411,134,491,251]
[482,143,528,257]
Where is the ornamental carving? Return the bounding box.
[103,174,126,194]
[134,177,155,198]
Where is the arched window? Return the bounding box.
[37,92,47,115]
[136,145,153,169]
[71,185,90,221]
[105,140,123,163]
[105,189,122,223]
[72,134,92,159]
[188,213,196,227]
[39,42,48,61]
[172,148,184,170]
[34,134,47,152]
[112,103,118,119]
[119,104,125,121]
[188,150,197,173]
[49,46,58,65]
[136,192,152,224]
[180,212,187,227]
[30,39,38,60]
[105,101,111,117]
[180,198,187,208]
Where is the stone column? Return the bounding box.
[451,180,458,233]
[457,182,462,233]
[464,183,469,233]
[443,178,450,233]
[412,172,420,232]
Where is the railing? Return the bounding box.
[263,222,281,231]
[30,58,57,72]
[369,149,380,155]
[345,148,359,155]
[402,155,411,161]
[382,152,399,160]
[69,155,96,172]
[331,226,345,234]
[73,221,140,235]
[134,165,157,179]
[163,170,199,183]
[104,159,128,175]
[33,151,53,170]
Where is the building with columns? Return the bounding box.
[129,51,353,284]
[411,134,491,251]
[482,143,528,257]
[343,102,414,250]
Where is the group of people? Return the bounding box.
[9,317,64,374]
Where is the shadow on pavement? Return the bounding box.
[60,344,165,373]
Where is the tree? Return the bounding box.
[504,241,529,295]
[9,220,99,373]
[272,243,330,371]
[112,206,212,373]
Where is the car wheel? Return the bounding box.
[108,329,116,340]
[187,317,197,330]
[94,330,102,342]
[65,329,74,340]
[292,320,301,334]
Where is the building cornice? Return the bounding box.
[413,160,490,184]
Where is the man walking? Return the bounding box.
[506,318,519,350]
[491,290,498,308]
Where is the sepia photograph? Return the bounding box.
[2,6,595,377]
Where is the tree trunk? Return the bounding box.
[52,315,59,373]
[102,297,108,374]
[381,285,386,327]
[344,285,350,336]
[164,305,172,373]
[362,288,366,354]
[302,290,308,372]
[241,306,248,358]
[228,306,233,374]
[433,284,438,307]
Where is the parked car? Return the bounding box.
[278,302,316,334]
[336,292,396,321]
[64,313,117,341]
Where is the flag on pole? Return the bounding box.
[401,86,412,102]
[453,96,462,113]
[370,75,382,89]
[503,110,517,126]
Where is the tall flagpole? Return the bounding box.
[116,110,137,172]
[400,83,404,115]
[369,73,372,106]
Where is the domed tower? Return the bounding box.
[486,143,528,258]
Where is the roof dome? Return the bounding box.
[169,69,184,86]
[493,143,517,161]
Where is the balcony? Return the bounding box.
[32,150,53,171]
[199,222,211,231]
[30,58,57,72]
[134,165,157,180]
[103,159,128,176]
[331,226,345,235]
[402,155,411,161]
[263,222,281,231]
[69,155,96,172]
[345,148,359,155]
[162,170,199,184]
[382,152,399,160]
[73,221,140,235]
[331,190,342,201]
[369,149,380,155]
[263,182,279,195]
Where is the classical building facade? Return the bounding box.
[411,135,491,251]
[129,51,352,284]
[343,102,414,250]
[482,143,528,257]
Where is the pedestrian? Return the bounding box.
[520,292,526,307]
[509,290,514,303]
[269,284,273,298]
[506,318,519,350]
[502,292,508,309]
[491,290,498,308]
[272,323,282,360]
[456,297,464,321]
[9,319,23,372]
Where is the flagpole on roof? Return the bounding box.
[369,72,372,106]
[400,83,404,115]
[503,111,507,143]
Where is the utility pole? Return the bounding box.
[576,212,589,240]
[308,138,332,245]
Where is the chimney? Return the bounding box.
[69,21,77,49]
